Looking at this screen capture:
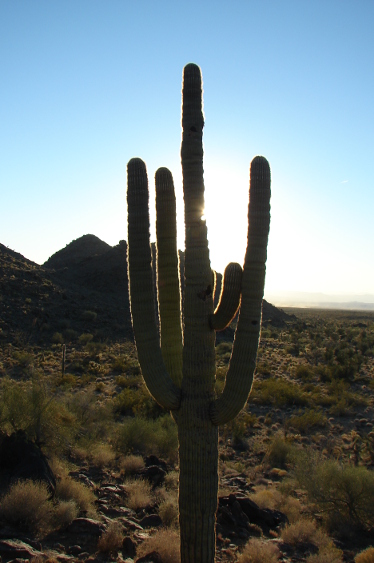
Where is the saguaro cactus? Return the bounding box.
[127,63,271,563]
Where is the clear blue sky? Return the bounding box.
[1,0,373,297]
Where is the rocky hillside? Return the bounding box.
[0,236,293,346]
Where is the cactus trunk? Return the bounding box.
[126,63,271,563]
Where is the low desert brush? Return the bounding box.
[124,478,153,511]
[90,443,116,468]
[281,519,343,562]
[293,456,374,532]
[97,521,124,553]
[136,528,180,563]
[55,475,96,516]
[0,480,53,533]
[250,487,301,523]
[237,538,280,563]
[158,495,179,527]
[52,500,79,529]
[120,453,145,475]
[355,547,374,563]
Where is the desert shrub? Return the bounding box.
[237,538,280,563]
[306,553,343,563]
[286,409,327,434]
[124,478,152,510]
[223,411,257,447]
[66,389,113,443]
[55,475,96,516]
[53,500,79,529]
[295,365,315,381]
[52,332,64,344]
[256,360,272,376]
[158,495,179,527]
[120,454,145,475]
[97,521,124,553]
[0,376,75,450]
[82,310,97,322]
[136,528,180,563]
[0,480,53,533]
[293,457,374,532]
[115,384,163,418]
[63,329,78,342]
[282,518,343,562]
[250,488,301,523]
[112,355,141,375]
[78,333,93,345]
[355,547,374,563]
[90,443,116,468]
[116,415,178,463]
[281,518,320,544]
[264,433,299,469]
[13,350,34,370]
[250,377,308,407]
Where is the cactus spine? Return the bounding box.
[127,63,271,563]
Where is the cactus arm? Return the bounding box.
[210,156,271,426]
[209,262,242,331]
[127,158,181,411]
[155,167,183,387]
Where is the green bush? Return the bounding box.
[82,310,97,322]
[294,457,374,532]
[264,433,299,469]
[0,376,75,450]
[286,409,328,434]
[295,365,315,381]
[116,414,178,463]
[250,377,308,407]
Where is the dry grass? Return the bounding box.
[0,480,53,533]
[53,500,79,529]
[120,453,145,474]
[250,487,301,523]
[281,519,343,563]
[90,443,116,468]
[237,538,280,563]
[124,478,153,511]
[355,548,374,563]
[55,475,96,516]
[97,521,124,553]
[136,528,180,563]
[158,495,179,527]
[306,551,343,563]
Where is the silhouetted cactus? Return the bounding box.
[127,63,271,563]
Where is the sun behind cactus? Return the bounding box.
[126,63,271,563]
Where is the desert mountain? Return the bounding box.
[0,236,293,345]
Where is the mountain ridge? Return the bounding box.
[0,235,293,345]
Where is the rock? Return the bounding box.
[122,536,137,557]
[0,539,40,560]
[65,518,106,536]
[0,431,56,496]
[117,517,144,531]
[217,494,288,538]
[138,515,162,528]
[67,544,83,555]
[139,465,166,487]
[145,456,168,472]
